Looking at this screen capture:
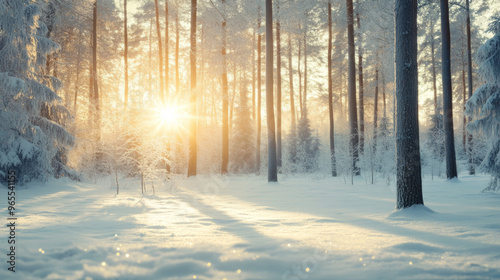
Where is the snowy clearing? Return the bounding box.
[1,173,500,280]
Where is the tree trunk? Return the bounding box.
[440,0,458,179]
[92,0,100,141]
[431,17,438,114]
[252,30,256,121]
[165,0,171,173]
[74,33,82,116]
[256,6,262,173]
[466,0,475,175]
[266,0,277,182]
[149,19,153,97]
[200,24,205,124]
[124,0,129,108]
[230,63,236,131]
[298,35,303,118]
[395,0,423,209]
[175,10,180,95]
[382,72,386,119]
[221,0,229,174]
[276,2,282,168]
[374,65,379,142]
[303,27,308,112]
[154,0,164,103]
[356,1,364,155]
[346,0,359,175]
[288,33,296,128]
[461,44,467,153]
[187,0,197,177]
[46,1,55,75]
[165,0,169,98]
[328,0,337,177]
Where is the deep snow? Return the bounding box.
[1,173,499,279]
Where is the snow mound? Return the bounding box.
[387,204,435,220]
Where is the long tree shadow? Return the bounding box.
[346,216,500,254]
[175,189,286,252]
[218,179,500,255]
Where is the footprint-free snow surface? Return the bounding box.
[1,174,500,279]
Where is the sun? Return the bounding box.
[154,101,186,132]
[158,107,178,124]
[151,99,189,135]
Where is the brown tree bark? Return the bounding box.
[124,0,129,108]
[276,2,282,168]
[266,0,277,182]
[328,0,337,177]
[154,0,165,102]
[221,0,229,174]
[187,0,197,177]
[256,6,262,173]
[288,33,296,128]
[356,0,364,155]
[346,0,359,175]
[165,0,169,97]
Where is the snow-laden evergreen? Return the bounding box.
[465,15,500,191]
[0,0,73,185]
[230,83,255,174]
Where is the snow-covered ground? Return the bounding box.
[1,173,500,279]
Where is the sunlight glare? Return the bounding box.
[159,107,178,124]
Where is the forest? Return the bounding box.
[1,0,500,193]
[1,0,500,279]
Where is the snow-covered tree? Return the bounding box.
[230,82,255,174]
[296,112,320,173]
[0,0,74,185]
[465,15,500,191]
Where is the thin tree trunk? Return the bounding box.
[356,1,364,155]
[266,0,277,182]
[187,0,197,177]
[252,30,256,121]
[328,0,337,177]
[92,0,100,141]
[221,0,229,174]
[440,0,458,179]
[461,43,467,153]
[276,2,282,168]
[256,6,262,173]
[374,65,379,142]
[346,0,359,175]
[164,0,171,173]
[124,0,129,108]
[154,0,165,103]
[288,33,296,128]
[175,10,180,95]
[303,27,308,112]
[74,34,82,116]
[149,19,153,97]
[466,0,475,175]
[431,17,438,114]
[165,0,169,98]
[200,24,205,125]
[395,0,423,209]
[46,1,55,75]
[230,63,236,131]
[298,35,303,117]
[89,11,94,128]
[381,73,386,120]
